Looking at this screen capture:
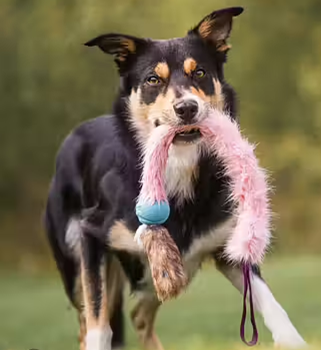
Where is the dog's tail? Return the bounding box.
[107,255,126,349]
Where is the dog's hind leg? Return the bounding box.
[131,293,164,350]
[69,275,86,350]
[215,256,307,349]
[80,232,112,350]
[73,255,125,350]
[78,310,87,350]
[106,256,126,350]
[45,199,87,350]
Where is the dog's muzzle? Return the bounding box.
[173,99,198,125]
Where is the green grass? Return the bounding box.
[0,256,321,350]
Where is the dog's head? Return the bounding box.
[86,7,243,145]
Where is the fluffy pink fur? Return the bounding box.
[138,109,271,265]
[199,110,271,264]
[138,125,176,204]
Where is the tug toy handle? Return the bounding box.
[240,263,258,346]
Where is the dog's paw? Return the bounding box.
[85,327,113,350]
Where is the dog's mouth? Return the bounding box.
[173,127,202,144]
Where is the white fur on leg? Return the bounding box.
[65,217,82,257]
[85,327,113,350]
[252,276,307,349]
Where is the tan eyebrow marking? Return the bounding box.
[184,58,197,75]
[155,62,170,80]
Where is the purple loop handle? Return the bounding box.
[240,263,259,346]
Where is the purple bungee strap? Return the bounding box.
[240,263,259,346]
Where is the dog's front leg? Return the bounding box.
[215,257,307,349]
[80,233,112,350]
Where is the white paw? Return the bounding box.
[85,327,113,350]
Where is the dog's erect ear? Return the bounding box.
[85,33,147,71]
[189,7,243,52]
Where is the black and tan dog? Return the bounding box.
[44,7,306,350]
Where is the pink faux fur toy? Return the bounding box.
[137,108,271,266]
[135,108,272,345]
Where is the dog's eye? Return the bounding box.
[146,76,161,86]
[194,69,206,79]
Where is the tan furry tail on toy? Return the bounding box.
[139,225,188,302]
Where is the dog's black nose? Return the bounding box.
[174,99,198,123]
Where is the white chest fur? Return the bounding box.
[165,144,200,205]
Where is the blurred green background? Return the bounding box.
[0,0,321,349]
[1,0,321,269]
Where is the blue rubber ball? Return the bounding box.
[136,201,170,225]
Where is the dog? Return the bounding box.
[44,7,307,350]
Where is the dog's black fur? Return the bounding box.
[44,7,265,350]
